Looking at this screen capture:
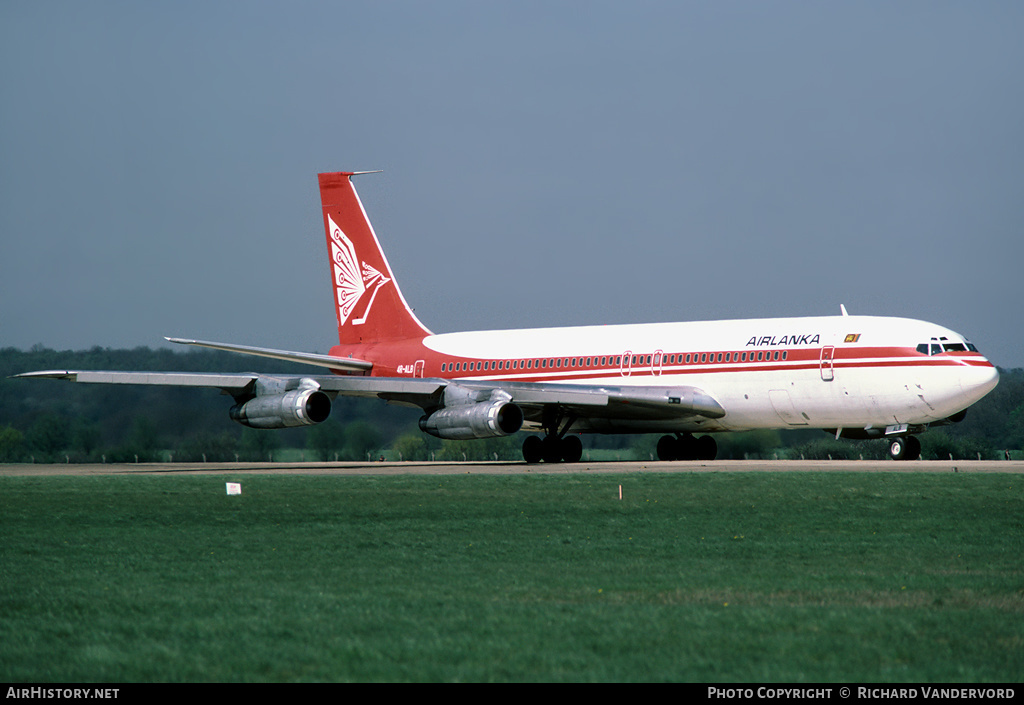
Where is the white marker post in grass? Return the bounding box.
[226,482,241,496]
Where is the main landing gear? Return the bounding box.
[657,433,718,461]
[522,434,583,464]
[522,409,583,464]
[888,435,921,461]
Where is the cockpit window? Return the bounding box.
[917,339,978,355]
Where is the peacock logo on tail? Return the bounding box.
[328,214,390,327]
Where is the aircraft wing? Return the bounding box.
[165,337,373,373]
[14,369,723,422]
[12,370,263,396]
[15,333,725,437]
[12,370,451,405]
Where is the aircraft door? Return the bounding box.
[414,360,425,378]
[820,346,835,381]
[620,350,632,377]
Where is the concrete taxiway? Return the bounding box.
[2,459,1023,476]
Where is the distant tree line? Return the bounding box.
[0,346,414,463]
[1,346,1021,463]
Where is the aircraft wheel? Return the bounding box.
[677,434,698,461]
[561,436,583,463]
[888,437,908,461]
[522,435,543,464]
[696,435,718,461]
[905,435,921,461]
[657,435,678,461]
[541,436,564,463]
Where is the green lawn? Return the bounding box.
[1,472,1020,681]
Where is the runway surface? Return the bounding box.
[3,459,1023,476]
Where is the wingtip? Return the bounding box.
[10,370,75,380]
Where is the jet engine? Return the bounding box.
[419,399,524,440]
[230,388,332,429]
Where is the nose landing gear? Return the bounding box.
[888,435,921,461]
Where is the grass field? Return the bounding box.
[1,471,1021,682]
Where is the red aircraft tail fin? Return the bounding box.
[318,172,431,345]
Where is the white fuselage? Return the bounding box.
[414,314,999,434]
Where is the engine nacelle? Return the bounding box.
[230,388,332,429]
[419,400,524,440]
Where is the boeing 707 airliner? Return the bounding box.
[17,171,999,462]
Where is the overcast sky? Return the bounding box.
[2,1,1022,367]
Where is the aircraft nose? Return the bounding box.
[960,363,999,405]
